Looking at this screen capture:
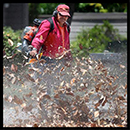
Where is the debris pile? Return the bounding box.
[3,54,127,127]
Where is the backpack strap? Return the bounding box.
[47,17,70,33]
[65,22,70,33]
[47,17,54,33]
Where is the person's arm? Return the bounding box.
[30,20,51,56]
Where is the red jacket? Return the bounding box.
[31,17,71,59]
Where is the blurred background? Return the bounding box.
[3,3,127,57]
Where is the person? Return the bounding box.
[29,4,72,62]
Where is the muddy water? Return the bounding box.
[3,52,127,127]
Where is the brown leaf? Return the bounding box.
[102,97,107,106]
[34,78,40,85]
[106,77,112,83]
[11,64,18,72]
[73,109,78,116]
[60,107,67,114]
[81,86,87,91]
[28,68,35,73]
[91,123,97,127]
[118,96,125,100]
[88,90,95,96]
[66,91,74,96]
[112,85,118,91]
[116,125,124,127]
[95,83,102,92]
[64,62,71,67]
[80,68,87,75]
[37,91,46,101]
[111,90,117,96]
[26,124,33,127]
[13,95,23,105]
[21,103,26,108]
[6,34,10,37]
[24,104,33,112]
[43,94,51,100]
[3,67,6,75]
[11,53,17,59]
[79,43,83,50]
[72,106,77,110]
[81,104,89,114]
[3,48,6,55]
[11,76,17,84]
[119,64,125,69]
[109,82,112,86]
[102,69,107,77]
[24,74,35,82]
[54,94,59,98]
[66,87,71,92]
[84,96,89,102]
[70,78,76,85]
[38,102,42,111]
[76,95,80,101]
[94,111,99,118]
[95,102,100,109]
[8,39,14,46]
[33,124,39,127]
[38,92,51,101]
[25,92,33,97]
[110,75,114,79]
[60,67,65,72]
[8,95,13,102]
[60,81,65,86]
[39,59,46,64]
[95,98,104,109]
[113,76,118,82]
[124,84,127,89]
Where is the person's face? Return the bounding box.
[57,12,69,26]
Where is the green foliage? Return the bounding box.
[29,3,63,23]
[29,3,40,24]
[102,3,127,12]
[71,21,126,57]
[28,3,127,24]
[77,3,127,13]
[38,3,62,14]
[79,3,108,13]
[3,26,22,56]
[28,3,127,22]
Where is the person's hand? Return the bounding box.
[29,50,37,57]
